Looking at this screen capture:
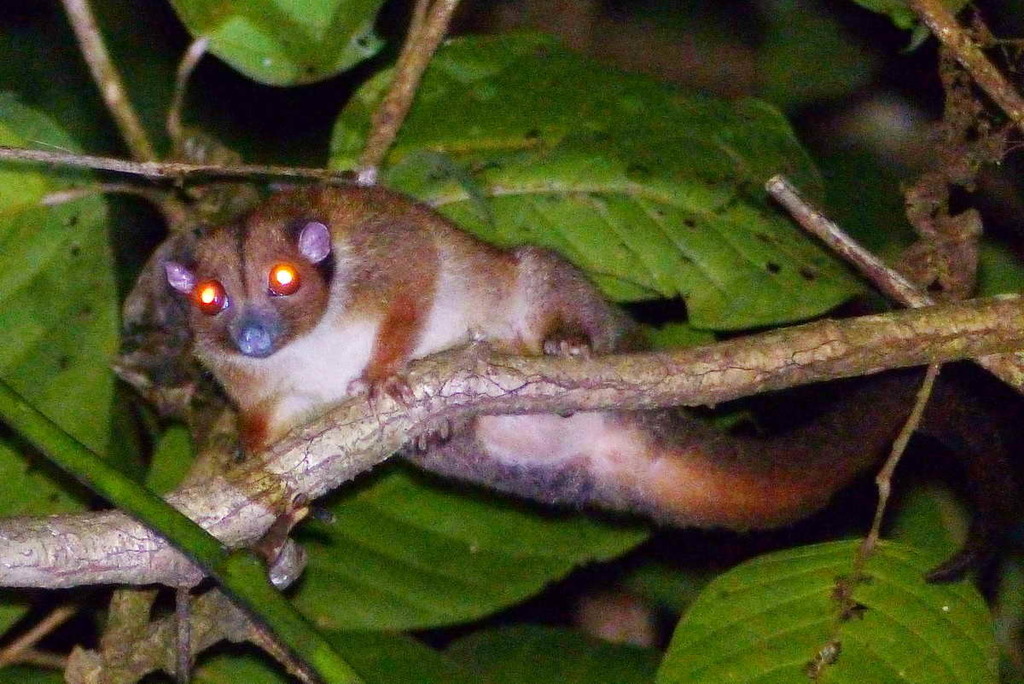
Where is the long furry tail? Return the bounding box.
[406,369,1018,573]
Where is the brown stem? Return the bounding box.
[59,0,157,161]
[766,174,1024,391]
[910,0,1024,132]
[409,0,431,37]
[767,175,930,306]
[167,37,211,148]
[174,588,191,684]
[356,0,462,181]
[0,604,77,666]
[857,363,940,570]
[69,589,253,684]
[8,649,67,670]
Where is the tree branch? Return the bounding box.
[767,174,1024,390]
[60,0,156,161]
[1,294,1022,589]
[910,0,1024,133]
[356,0,462,182]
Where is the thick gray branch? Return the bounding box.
[1,295,1022,589]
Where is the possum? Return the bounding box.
[163,184,1016,578]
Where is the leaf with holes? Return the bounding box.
[292,465,649,630]
[332,34,860,330]
[657,540,997,684]
[169,0,384,86]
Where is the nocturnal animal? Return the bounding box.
[163,185,1016,578]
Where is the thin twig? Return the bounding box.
[174,587,191,684]
[59,0,157,161]
[766,174,1024,390]
[5,649,67,670]
[167,37,210,146]
[356,0,462,182]
[0,604,77,667]
[767,175,930,307]
[857,364,941,569]
[910,0,1024,133]
[248,624,321,684]
[0,147,350,184]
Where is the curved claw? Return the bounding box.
[348,373,415,407]
[542,334,592,358]
[414,417,453,452]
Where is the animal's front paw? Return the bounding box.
[413,417,452,452]
[410,415,473,452]
[348,373,415,407]
[543,333,593,358]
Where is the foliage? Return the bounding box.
[0,1,1020,683]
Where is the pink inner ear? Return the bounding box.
[165,261,196,294]
[298,221,331,264]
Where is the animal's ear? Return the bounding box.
[297,221,331,264]
[164,261,196,294]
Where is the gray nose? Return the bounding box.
[229,310,283,358]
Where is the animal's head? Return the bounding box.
[164,203,335,359]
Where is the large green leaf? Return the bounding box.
[169,0,384,86]
[0,95,117,513]
[332,34,860,329]
[446,625,661,684]
[293,465,649,630]
[657,540,997,684]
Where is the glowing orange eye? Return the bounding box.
[193,280,227,315]
[268,263,300,296]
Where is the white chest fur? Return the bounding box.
[214,315,381,437]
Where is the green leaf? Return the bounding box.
[848,0,970,30]
[886,483,965,559]
[0,665,63,684]
[0,94,118,513]
[331,34,861,330]
[644,322,716,350]
[169,0,384,86]
[978,239,1024,296]
[622,558,712,617]
[329,632,476,684]
[145,423,196,494]
[293,465,649,630]
[758,7,879,108]
[447,625,661,684]
[657,540,997,684]
[196,631,475,684]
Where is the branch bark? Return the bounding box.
[1,294,1022,589]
